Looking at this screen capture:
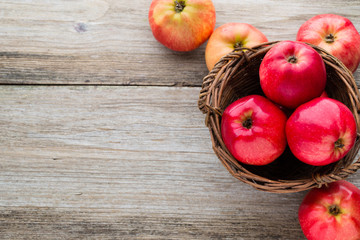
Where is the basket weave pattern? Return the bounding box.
[198,41,360,193]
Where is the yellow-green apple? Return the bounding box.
[221,95,287,166]
[205,22,268,71]
[148,0,216,52]
[286,97,357,166]
[299,180,360,240]
[259,40,327,109]
[296,14,360,73]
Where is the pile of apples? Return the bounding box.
[148,0,360,239]
[221,40,357,167]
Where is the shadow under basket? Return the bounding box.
[198,41,360,193]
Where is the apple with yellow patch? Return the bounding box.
[299,180,360,240]
[149,0,216,52]
[205,22,268,71]
[297,14,360,73]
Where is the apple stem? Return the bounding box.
[242,117,252,129]
[325,33,335,43]
[335,139,345,149]
[328,204,342,216]
[234,42,243,49]
[174,0,186,13]
[287,55,298,64]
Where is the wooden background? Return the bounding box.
[1,0,360,239]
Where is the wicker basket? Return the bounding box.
[198,41,360,193]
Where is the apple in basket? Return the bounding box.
[299,180,360,240]
[148,0,216,51]
[259,40,327,109]
[221,95,287,166]
[205,22,268,71]
[286,97,357,166]
[297,14,360,73]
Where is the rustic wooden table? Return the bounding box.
[1,0,360,239]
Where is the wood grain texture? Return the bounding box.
[4,85,358,239]
[0,0,359,86]
[2,0,360,239]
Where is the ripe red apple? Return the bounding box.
[148,0,216,52]
[259,40,327,109]
[299,180,360,240]
[205,22,268,71]
[221,95,287,166]
[286,97,357,166]
[297,14,360,73]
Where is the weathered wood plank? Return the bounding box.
[0,205,303,239]
[0,0,359,86]
[2,85,354,239]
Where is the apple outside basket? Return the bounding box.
[198,41,360,193]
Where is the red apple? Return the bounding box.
[286,97,357,166]
[148,0,216,52]
[259,40,327,109]
[299,180,360,240]
[297,14,360,73]
[205,22,268,71]
[221,95,287,166]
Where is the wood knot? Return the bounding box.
[75,22,87,33]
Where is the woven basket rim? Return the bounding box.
[198,40,360,193]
